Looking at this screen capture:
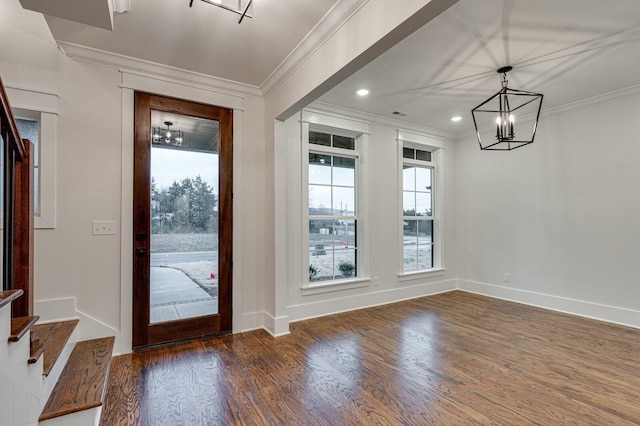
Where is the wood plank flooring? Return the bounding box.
[101,291,640,425]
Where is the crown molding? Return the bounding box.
[57,41,263,99]
[260,0,369,98]
[309,100,455,140]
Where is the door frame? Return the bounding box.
[132,91,233,349]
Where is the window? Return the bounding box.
[307,130,359,284]
[6,87,57,229]
[402,145,436,273]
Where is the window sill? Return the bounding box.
[397,268,446,282]
[301,277,370,296]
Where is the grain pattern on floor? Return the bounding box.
[31,319,79,376]
[101,291,640,425]
[40,337,115,421]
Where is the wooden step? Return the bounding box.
[39,336,115,422]
[28,330,44,364]
[0,289,23,310]
[31,319,79,376]
[8,315,39,342]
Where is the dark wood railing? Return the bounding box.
[0,76,34,317]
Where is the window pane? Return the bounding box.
[333,135,355,150]
[309,153,331,185]
[310,131,331,146]
[309,185,331,213]
[333,156,355,187]
[336,249,357,278]
[416,192,432,216]
[309,219,333,282]
[15,119,38,155]
[417,244,433,269]
[309,219,334,249]
[16,119,40,215]
[403,147,414,159]
[34,168,39,215]
[333,187,355,215]
[403,220,418,241]
[334,219,356,247]
[403,166,415,191]
[416,149,431,161]
[403,244,418,272]
[417,220,433,243]
[416,167,431,192]
[309,251,327,282]
[402,231,418,271]
[403,191,416,215]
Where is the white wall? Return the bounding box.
[265,0,458,335]
[456,92,640,327]
[281,108,458,322]
[0,0,267,353]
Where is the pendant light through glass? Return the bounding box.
[471,66,543,151]
[152,121,184,147]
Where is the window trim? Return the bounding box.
[402,159,435,272]
[302,120,368,291]
[7,86,58,229]
[397,131,444,277]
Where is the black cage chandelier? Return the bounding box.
[152,121,183,147]
[471,66,543,151]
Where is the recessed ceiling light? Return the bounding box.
[356,89,370,97]
[451,116,462,122]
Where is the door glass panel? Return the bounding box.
[149,111,219,323]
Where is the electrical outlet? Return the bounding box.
[504,272,511,283]
[92,221,117,235]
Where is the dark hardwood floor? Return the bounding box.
[101,291,640,425]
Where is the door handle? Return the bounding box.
[136,248,148,255]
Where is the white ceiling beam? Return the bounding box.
[18,0,130,31]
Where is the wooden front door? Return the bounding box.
[133,92,232,349]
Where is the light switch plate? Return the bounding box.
[92,221,117,235]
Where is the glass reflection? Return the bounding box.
[149,110,220,323]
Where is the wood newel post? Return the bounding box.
[13,139,34,317]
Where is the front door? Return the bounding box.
[133,92,232,349]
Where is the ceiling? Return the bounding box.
[22,0,640,137]
[37,0,338,86]
[320,0,640,136]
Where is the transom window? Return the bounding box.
[402,148,435,272]
[308,130,358,283]
[403,147,431,162]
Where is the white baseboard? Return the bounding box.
[34,298,124,354]
[262,312,291,337]
[34,298,76,322]
[288,279,457,324]
[235,311,264,334]
[457,279,640,329]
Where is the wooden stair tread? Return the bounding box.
[8,315,39,342]
[31,319,79,376]
[29,341,44,364]
[39,336,115,421]
[0,289,23,310]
